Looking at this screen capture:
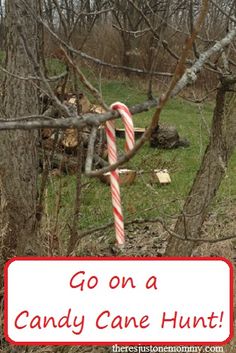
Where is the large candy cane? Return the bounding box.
[105,102,135,246]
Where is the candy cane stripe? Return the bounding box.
[105,102,135,245]
[112,103,131,117]
[114,220,124,235]
[116,231,124,245]
[114,210,124,223]
[111,195,121,210]
[114,213,124,228]
[108,150,117,163]
[111,185,121,203]
[111,172,120,184]
[106,128,116,142]
[114,218,124,238]
[110,182,122,204]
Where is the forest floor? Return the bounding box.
[74,203,236,260]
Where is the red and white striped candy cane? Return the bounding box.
[105,102,135,246]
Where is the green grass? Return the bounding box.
[46,58,66,76]
[45,77,236,236]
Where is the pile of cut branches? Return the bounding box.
[39,92,108,175]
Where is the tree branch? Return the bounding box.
[0,98,158,130]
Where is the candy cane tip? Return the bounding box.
[110,102,125,109]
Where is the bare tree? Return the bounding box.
[166,76,236,256]
[0,0,41,264]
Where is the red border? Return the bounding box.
[4,256,234,346]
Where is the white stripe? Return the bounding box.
[114,215,124,230]
[105,102,135,245]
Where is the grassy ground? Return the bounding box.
[45,76,236,239]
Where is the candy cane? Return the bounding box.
[105,102,135,246]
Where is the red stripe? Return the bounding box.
[125,130,135,147]
[107,143,117,154]
[111,187,120,205]
[124,122,134,138]
[123,124,134,145]
[111,180,120,195]
[115,221,124,235]
[124,120,134,135]
[107,102,135,245]
[116,232,125,244]
[106,120,115,128]
[108,148,117,162]
[113,104,131,118]
[116,230,124,244]
[115,222,125,239]
[106,122,115,133]
[113,207,123,222]
[115,232,124,245]
[111,171,120,183]
[106,127,116,142]
[111,184,121,204]
[112,194,120,207]
[108,145,117,156]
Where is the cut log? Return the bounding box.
[61,128,79,148]
[67,93,105,114]
[90,104,106,114]
[150,124,190,149]
[152,169,171,184]
[67,93,92,113]
[99,169,137,185]
[116,127,146,139]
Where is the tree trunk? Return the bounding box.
[0,0,3,50]
[165,79,236,352]
[165,78,236,257]
[0,0,40,261]
[122,36,132,68]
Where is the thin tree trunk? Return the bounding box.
[165,78,236,353]
[165,78,236,257]
[122,36,132,69]
[0,0,40,261]
[0,0,3,49]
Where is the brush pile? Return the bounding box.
[39,92,108,174]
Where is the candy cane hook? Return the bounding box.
[105,102,135,246]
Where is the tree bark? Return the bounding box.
[165,78,236,256]
[0,0,41,261]
[0,0,3,50]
